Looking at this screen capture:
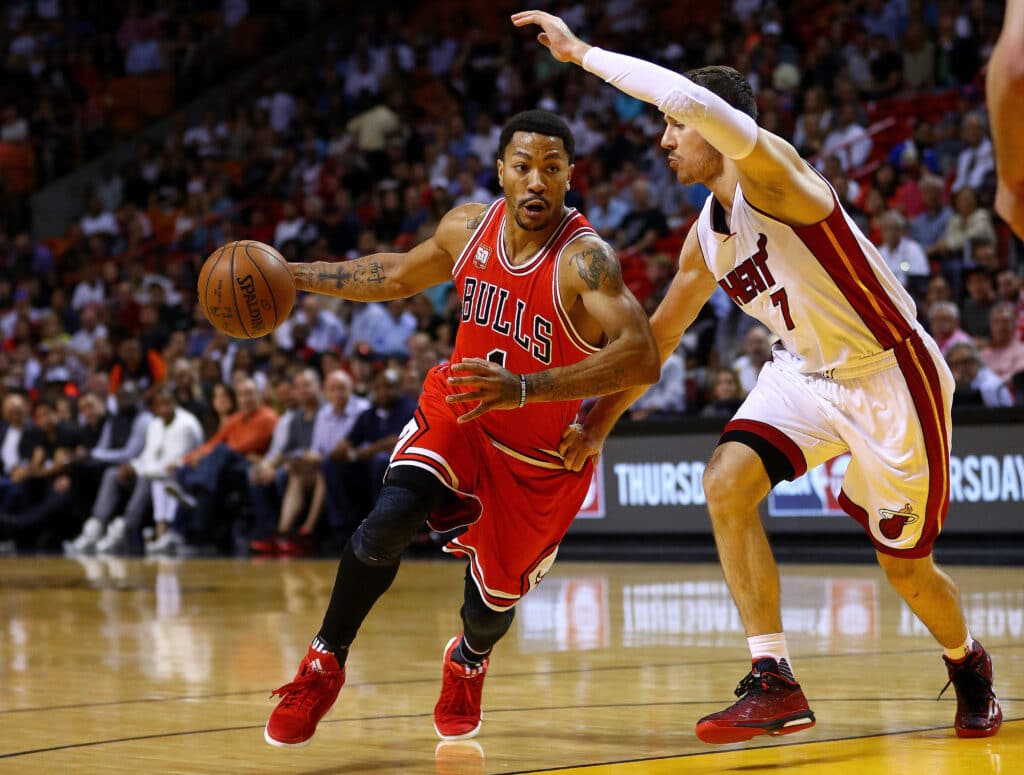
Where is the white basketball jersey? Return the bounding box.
[695,184,919,373]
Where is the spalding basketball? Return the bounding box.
[198,240,295,339]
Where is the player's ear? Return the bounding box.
[496,159,504,189]
[567,162,574,190]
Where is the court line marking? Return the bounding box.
[495,718,1024,774]
[3,642,1022,716]
[0,702,1018,761]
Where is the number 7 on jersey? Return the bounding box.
[770,288,795,331]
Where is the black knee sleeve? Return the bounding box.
[352,468,451,566]
[460,569,515,652]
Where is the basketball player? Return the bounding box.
[263,110,659,747]
[988,0,1024,238]
[514,11,1002,742]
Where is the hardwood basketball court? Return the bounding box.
[1,557,1019,773]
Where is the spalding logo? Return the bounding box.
[877,503,919,540]
[236,274,264,332]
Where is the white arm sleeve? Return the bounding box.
[582,47,759,160]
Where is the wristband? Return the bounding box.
[518,373,528,408]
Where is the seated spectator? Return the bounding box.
[981,303,1024,386]
[628,346,686,421]
[320,368,412,545]
[950,113,995,194]
[910,176,953,258]
[0,394,45,514]
[0,400,79,552]
[67,389,203,556]
[347,298,417,360]
[928,301,972,356]
[701,368,747,418]
[80,195,119,238]
[877,210,929,292]
[732,325,772,395]
[168,357,207,422]
[939,187,996,263]
[961,268,996,340]
[202,380,236,436]
[586,182,630,240]
[614,179,668,255]
[67,305,109,356]
[820,103,872,172]
[947,342,1013,408]
[164,377,277,551]
[248,368,327,554]
[995,269,1021,306]
[109,336,167,395]
[274,294,346,352]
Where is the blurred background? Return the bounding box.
[0,0,1020,562]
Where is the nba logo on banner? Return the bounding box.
[768,453,851,517]
[576,459,605,519]
[473,245,492,269]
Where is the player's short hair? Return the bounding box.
[684,65,758,121]
[498,110,575,163]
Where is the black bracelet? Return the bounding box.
[518,373,528,408]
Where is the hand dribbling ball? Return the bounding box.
[197,240,295,339]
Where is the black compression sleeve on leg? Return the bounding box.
[317,538,399,654]
[317,472,450,653]
[459,567,515,658]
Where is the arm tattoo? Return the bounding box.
[292,261,386,295]
[527,365,630,402]
[317,265,353,289]
[466,215,483,229]
[570,245,622,291]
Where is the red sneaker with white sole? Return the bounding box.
[433,635,488,740]
[696,658,815,744]
[265,644,345,747]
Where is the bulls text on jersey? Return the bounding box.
[461,277,553,364]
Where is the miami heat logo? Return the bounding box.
[877,504,920,540]
[473,245,492,269]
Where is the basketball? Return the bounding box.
[197,240,295,339]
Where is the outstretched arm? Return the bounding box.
[289,203,487,301]
[446,236,660,423]
[987,0,1024,238]
[512,10,833,225]
[560,228,718,471]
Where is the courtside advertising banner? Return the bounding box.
[571,424,1024,534]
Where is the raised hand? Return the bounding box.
[511,10,591,65]
[446,357,523,424]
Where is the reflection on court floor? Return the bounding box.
[0,557,1020,774]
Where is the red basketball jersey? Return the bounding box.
[439,199,599,459]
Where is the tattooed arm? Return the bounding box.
[527,236,660,400]
[444,235,659,423]
[289,203,489,301]
[559,227,718,470]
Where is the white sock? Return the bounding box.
[943,632,974,662]
[748,633,794,679]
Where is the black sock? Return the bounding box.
[316,539,400,661]
[451,636,490,668]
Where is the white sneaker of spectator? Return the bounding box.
[63,517,104,556]
[94,517,128,556]
[145,530,184,557]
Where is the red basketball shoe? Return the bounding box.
[941,641,1002,738]
[434,635,488,740]
[265,644,345,747]
[696,658,816,744]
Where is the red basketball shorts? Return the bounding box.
[389,389,593,611]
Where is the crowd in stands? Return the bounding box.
[0,0,331,213]
[1,0,1023,557]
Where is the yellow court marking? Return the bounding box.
[532,719,1022,775]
